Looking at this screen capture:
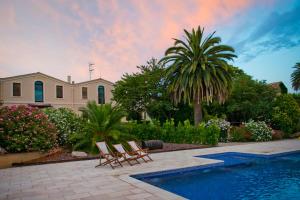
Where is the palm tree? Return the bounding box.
[82,101,126,141]
[73,101,127,153]
[291,63,300,91]
[159,26,236,125]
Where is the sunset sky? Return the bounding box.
[0,0,299,92]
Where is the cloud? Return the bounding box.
[235,4,300,62]
[0,0,260,82]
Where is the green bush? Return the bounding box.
[245,120,272,142]
[124,119,220,145]
[199,123,220,145]
[70,102,134,154]
[229,126,251,142]
[0,105,57,152]
[271,94,300,135]
[43,108,84,146]
[68,123,99,154]
[271,108,294,135]
[124,120,162,141]
[176,120,200,143]
[206,118,230,142]
[161,119,177,142]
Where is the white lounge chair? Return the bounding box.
[95,142,123,169]
[113,144,140,166]
[127,141,153,162]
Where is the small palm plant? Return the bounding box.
[291,63,300,91]
[72,101,128,153]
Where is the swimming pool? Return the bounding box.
[132,151,300,200]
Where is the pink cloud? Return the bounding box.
[0,0,273,83]
[0,1,17,30]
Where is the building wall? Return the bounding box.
[0,73,114,113]
[73,80,114,112]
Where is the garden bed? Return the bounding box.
[12,143,207,167]
[11,142,250,167]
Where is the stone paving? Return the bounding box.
[0,139,299,200]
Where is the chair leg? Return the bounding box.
[95,163,101,168]
[147,155,153,161]
[95,158,102,168]
[136,158,140,164]
[108,161,115,169]
[141,156,148,163]
[117,159,123,167]
[126,158,133,166]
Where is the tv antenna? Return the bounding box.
[89,63,95,80]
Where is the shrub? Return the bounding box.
[176,120,200,144]
[44,108,84,146]
[272,130,284,140]
[229,126,251,142]
[271,94,300,135]
[161,119,177,142]
[71,102,134,154]
[207,118,230,142]
[245,120,272,142]
[124,119,219,145]
[68,123,99,153]
[271,108,293,135]
[0,105,57,152]
[124,120,162,141]
[199,123,220,145]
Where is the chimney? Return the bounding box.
[67,75,71,83]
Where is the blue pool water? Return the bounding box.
[133,151,300,200]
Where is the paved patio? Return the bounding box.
[0,139,299,200]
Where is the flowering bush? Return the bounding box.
[43,108,84,146]
[0,105,57,152]
[244,120,272,142]
[207,118,231,142]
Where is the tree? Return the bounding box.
[225,74,276,123]
[159,26,236,125]
[203,67,277,123]
[291,62,300,91]
[113,58,168,120]
[271,94,300,135]
[113,58,193,123]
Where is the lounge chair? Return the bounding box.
[127,141,153,162]
[113,144,140,166]
[95,142,123,169]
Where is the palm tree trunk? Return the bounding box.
[193,97,202,126]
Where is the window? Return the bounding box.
[34,81,44,102]
[82,87,88,99]
[56,85,63,98]
[13,82,21,96]
[98,85,105,104]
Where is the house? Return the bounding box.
[269,81,288,95]
[0,72,114,113]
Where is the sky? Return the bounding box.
[0,0,299,92]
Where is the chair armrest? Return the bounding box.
[141,148,149,153]
[116,152,126,157]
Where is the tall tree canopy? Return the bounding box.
[291,62,300,91]
[112,58,193,123]
[203,67,277,123]
[112,58,163,120]
[159,26,236,125]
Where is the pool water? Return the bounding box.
[133,152,300,200]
